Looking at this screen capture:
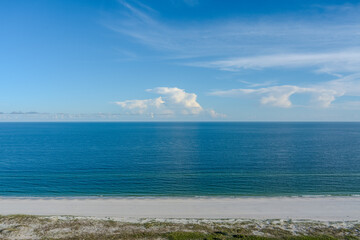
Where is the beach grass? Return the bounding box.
[0,215,359,240]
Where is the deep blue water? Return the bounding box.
[0,122,360,197]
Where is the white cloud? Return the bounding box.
[211,73,360,109]
[211,85,343,108]
[196,51,360,74]
[325,73,360,96]
[115,87,223,118]
[115,97,165,114]
[238,80,277,88]
[147,87,203,114]
[208,109,226,118]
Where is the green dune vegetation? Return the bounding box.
[0,215,359,240]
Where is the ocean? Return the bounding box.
[0,122,359,197]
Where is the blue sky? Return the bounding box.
[1,0,360,121]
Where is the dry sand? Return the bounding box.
[0,196,359,221]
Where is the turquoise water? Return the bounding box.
[0,122,359,197]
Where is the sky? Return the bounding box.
[1,0,360,121]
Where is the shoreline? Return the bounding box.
[0,196,359,221]
[1,193,360,199]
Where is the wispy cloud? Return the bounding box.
[115,87,223,118]
[195,50,360,75]
[108,1,360,59]
[238,80,277,88]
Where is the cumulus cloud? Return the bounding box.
[147,87,203,114]
[211,72,360,109]
[115,87,223,118]
[211,85,343,108]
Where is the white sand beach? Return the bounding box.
[0,196,359,221]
